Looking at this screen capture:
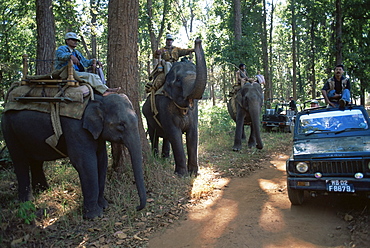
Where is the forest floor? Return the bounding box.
[1,133,369,247]
[147,151,370,248]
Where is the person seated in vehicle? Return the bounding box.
[55,32,120,96]
[288,97,297,112]
[146,34,194,93]
[321,64,351,108]
[310,100,319,108]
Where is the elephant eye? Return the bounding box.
[117,123,125,132]
[174,79,182,87]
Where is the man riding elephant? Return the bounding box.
[55,32,120,96]
[146,34,195,93]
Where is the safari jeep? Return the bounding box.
[286,104,370,205]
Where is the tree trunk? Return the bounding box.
[291,0,297,100]
[310,20,316,99]
[108,0,150,172]
[36,0,56,75]
[233,0,242,41]
[335,0,343,65]
[90,0,98,59]
[262,0,270,102]
[267,0,275,105]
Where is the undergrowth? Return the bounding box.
[0,99,293,247]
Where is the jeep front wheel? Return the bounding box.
[287,186,304,205]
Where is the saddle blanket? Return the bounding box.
[4,83,91,120]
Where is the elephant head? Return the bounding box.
[232,83,264,150]
[163,38,207,108]
[83,93,146,211]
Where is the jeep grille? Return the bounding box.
[311,160,365,176]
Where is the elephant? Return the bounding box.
[142,38,207,176]
[1,93,146,219]
[227,82,264,151]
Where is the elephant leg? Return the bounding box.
[68,148,102,219]
[186,128,199,176]
[162,138,170,158]
[30,160,49,193]
[148,127,160,157]
[13,160,32,202]
[6,146,33,201]
[233,108,246,151]
[242,126,246,140]
[247,125,257,148]
[168,130,187,176]
[97,141,108,209]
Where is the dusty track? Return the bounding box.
[148,154,368,248]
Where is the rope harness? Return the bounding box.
[149,89,191,128]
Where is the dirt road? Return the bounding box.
[148,154,368,248]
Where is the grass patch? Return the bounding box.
[0,99,293,247]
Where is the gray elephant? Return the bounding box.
[227,82,264,151]
[1,93,146,219]
[142,38,207,176]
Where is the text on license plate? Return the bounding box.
[326,180,355,193]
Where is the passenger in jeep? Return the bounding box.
[321,64,351,108]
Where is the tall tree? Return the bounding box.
[334,0,343,64]
[36,0,55,75]
[290,0,297,100]
[233,0,242,41]
[90,0,98,58]
[108,0,149,171]
[261,0,270,101]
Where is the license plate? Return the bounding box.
[326,180,355,193]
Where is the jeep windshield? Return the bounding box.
[298,109,368,135]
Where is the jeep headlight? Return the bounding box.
[296,162,309,173]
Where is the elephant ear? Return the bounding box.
[82,99,104,140]
[163,64,180,97]
[236,85,249,109]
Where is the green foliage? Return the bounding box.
[2,0,370,104]
[17,201,36,224]
[198,100,235,137]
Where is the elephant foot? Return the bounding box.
[162,153,170,158]
[188,170,198,177]
[32,182,49,194]
[232,146,241,152]
[98,198,109,209]
[83,205,103,220]
[256,144,264,150]
[248,142,256,149]
[174,168,188,177]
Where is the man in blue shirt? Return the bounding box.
[321,64,350,108]
[55,32,119,96]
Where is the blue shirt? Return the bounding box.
[54,45,93,71]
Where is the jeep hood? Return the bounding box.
[294,136,370,156]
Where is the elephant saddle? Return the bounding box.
[4,82,91,120]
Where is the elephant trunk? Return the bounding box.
[188,38,207,100]
[249,105,263,149]
[127,131,147,210]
